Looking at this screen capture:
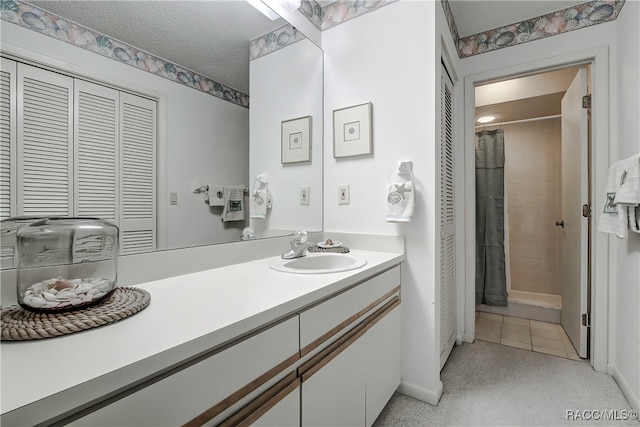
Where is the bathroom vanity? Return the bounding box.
[0,247,403,426]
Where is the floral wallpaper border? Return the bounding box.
[249,24,307,61]
[451,0,626,58]
[300,0,398,31]
[440,0,459,48]
[0,0,250,108]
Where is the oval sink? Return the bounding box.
[269,253,367,274]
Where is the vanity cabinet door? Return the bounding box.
[300,333,366,427]
[69,316,299,427]
[363,304,402,426]
[299,276,401,427]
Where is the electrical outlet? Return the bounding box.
[300,187,310,205]
[338,185,350,205]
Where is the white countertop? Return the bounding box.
[0,249,403,422]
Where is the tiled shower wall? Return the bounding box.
[504,118,562,296]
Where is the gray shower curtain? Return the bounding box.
[476,129,507,306]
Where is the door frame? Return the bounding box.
[459,46,611,372]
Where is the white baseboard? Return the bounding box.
[397,380,443,406]
[609,364,640,412]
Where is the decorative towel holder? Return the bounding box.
[253,173,273,209]
[396,160,414,181]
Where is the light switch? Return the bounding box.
[169,192,178,205]
[300,187,310,205]
[338,185,350,205]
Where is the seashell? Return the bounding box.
[495,31,515,47]
[277,32,290,46]
[113,47,131,62]
[94,292,106,299]
[88,289,99,296]
[43,292,57,301]
[24,296,46,308]
[49,277,74,291]
[56,290,76,300]
[58,301,72,308]
[82,295,93,302]
[177,72,191,84]
[95,282,111,293]
[43,301,60,308]
[76,285,93,294]
[2,0,20,14]
[21,11,46,31]
[70,299,83,306]
[589,4,614,22]
[96,34,111,49]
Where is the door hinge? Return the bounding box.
[582,94,592,109]
[582,203,592,218]
[582,313,591,327]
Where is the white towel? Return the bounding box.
[386,181,415,223]
[615,155,640,234]
[250,189,268,219]
[221,186,245,222]
[208,185,224,207]
[597,155,640,238]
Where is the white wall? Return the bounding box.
[613,0,640,411]
[0,23,249,250]
[249,38,323,236]
[322,0,459,404]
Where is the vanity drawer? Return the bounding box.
[69,316,299,427]
[299,265,400,355]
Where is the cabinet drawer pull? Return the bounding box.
[218,372,300,427]
[300,285,400,357]
[183,353,300,427]
[299,296,400,382]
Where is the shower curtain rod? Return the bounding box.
[475,114,561,128]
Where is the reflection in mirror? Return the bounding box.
[250,34,323,239]
[2,0,323,254]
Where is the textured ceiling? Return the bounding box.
[447,0,587,37]
[27,0,286,94]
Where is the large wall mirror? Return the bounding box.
[1,0,323,257]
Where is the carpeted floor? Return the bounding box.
[374,340,638,426]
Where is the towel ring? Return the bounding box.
[397,165,414,181]
[254,177,268,192]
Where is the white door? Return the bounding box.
[560,67,589,358]
[440,63,456,369]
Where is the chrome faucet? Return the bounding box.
[282,230,313,259]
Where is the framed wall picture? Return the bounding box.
[281,115,312,163]
[333,102,372,158]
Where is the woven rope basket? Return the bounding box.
[1,287,151,341]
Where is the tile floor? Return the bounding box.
[475,311,583,361]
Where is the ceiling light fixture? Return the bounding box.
[477,115,496,123]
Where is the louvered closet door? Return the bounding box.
[440,63,456,370]
[1,58,17,220]
[1,58,18,269]
[119,92,156,255]
[74,80,119,222]
[17,63,73,217]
